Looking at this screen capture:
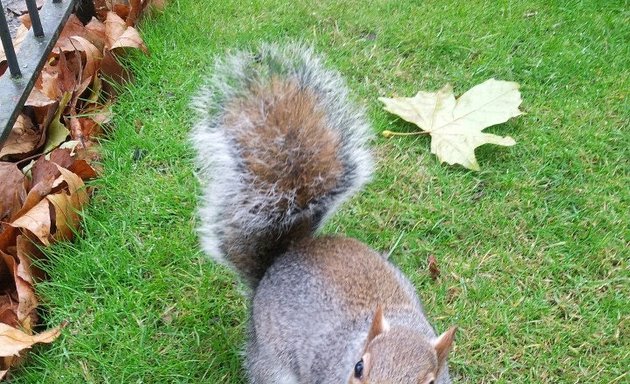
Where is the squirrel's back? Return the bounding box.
[190,43,372,287]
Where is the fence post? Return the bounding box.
[0,0,77,148]
[0,1,21,78]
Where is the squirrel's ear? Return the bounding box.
[433,326,457,368]
[366,305,389,344]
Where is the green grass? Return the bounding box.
[12,0,629,382]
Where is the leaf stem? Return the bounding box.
[382,130,430,138]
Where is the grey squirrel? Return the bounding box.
[190,43,456,383]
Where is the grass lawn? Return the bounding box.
[12,0,628,382]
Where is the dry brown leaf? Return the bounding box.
[19,13,32,29]
[16,235,45,282]
[111,26,148,53]
[72,141,102,171]
[55,165,89,208]
[92,0,110,19]
[0,323,63,357]
[53,15,88,54]
[0,116,44,161]
[9,199,52,246]
[25,88,56,109]
[85,17,107,52]
[0,164,27,223]
[0,292,15,316]
[127,0,143,27]
[0,252,37,324]
[113,4,131,20]
[31,157,61,188]
[26,89,60,139]
[0,257,11,290]
[38,54,77,100]
[49,148,74,169]
[0,298,17,330]
[14,237,35,285]
[11,177,53,223]
[101,49,133,86]
[104,12,128,49]
[44,165,88,241]
[43,148,97,181]
[55,53,79,96]
[69,36,102,81]
[0,0,153,376]
[428,255,440,281]
[69,118,83,142]
[70,117,102,142]
[103,11,148,54]
[68,159,98,180]
[37,70,61,101]
[0,226,17,251]
[46,192,77,241]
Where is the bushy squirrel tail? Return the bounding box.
[190,43,373,288]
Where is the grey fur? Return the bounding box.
[190,42,373,277]
[249,240,452,383]
[190,43,454,383]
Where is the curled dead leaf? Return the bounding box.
[111,26,148,54]
[104,12,127,49]
[68,159,98,180]
[85,17,106,52]
[31,157,61,188]
[49,148,74,169]
[53,15,88,54]
[16,235,46,282]
[0,115,45,161]
[69,36,102,81]
[54,165,89,208]
[105,11,147,53]
[12,178,54,222]
[0,323,64,358]
[25,88,56,109]
[9,199,53,246]
[428,255,440,281]
[0,252,37,324]
[0,163,27,222]
[37,54,77,100]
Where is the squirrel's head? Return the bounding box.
[348,306,456,384]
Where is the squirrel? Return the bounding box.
[190,43,456,384]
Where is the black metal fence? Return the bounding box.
[0,0,76,146]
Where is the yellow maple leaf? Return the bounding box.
[379,78,523,171]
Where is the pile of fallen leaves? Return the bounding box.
[0,0,164,379]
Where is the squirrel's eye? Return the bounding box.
[428,381,435,384]
[354,359,364,379]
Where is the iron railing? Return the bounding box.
[0,0,76,146]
